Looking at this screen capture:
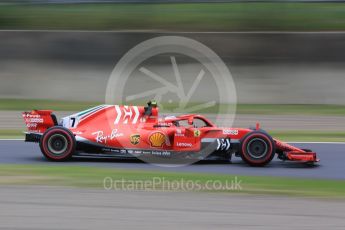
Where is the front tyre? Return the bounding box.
[240,131,275,167]
[39,127,76,161]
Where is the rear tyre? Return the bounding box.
[39,126,76,161]
[240,131,275,167]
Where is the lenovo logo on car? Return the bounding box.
[176,142,193,147]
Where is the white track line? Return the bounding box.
[289,142,345,144]
[0,139,24,141]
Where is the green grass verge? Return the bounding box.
[0,164,344,198]
[0,130,24,139]
[2,99,345,116]
[1,3,345,31]
[269,131,345,142]
[237,104,345,116]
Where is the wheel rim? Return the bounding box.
[247,138,268,159]
[47,134,68,155]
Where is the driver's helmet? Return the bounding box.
[148,100,158,108]
[151,101,157,108]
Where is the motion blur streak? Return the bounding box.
[0,186,344,230]
[1,31,345,104]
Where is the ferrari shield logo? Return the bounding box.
[130,134,140,145]
[194,130,201,137]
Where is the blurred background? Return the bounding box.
[1,0,345,139]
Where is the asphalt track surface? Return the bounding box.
[1,186,344,230]
[0,140,344,179]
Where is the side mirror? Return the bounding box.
[188,117,193,126]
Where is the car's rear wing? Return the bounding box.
[22,110,58,134]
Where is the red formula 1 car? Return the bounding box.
[22,102,319,166]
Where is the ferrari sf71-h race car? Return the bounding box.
[22,102,319,166]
